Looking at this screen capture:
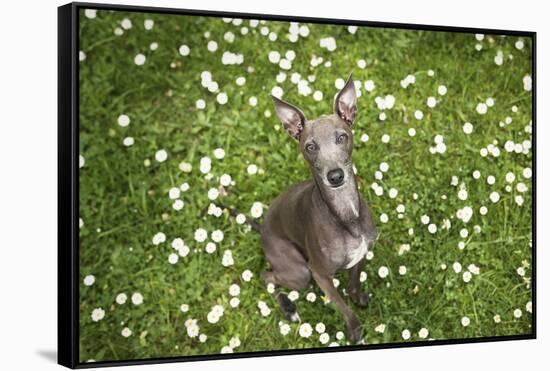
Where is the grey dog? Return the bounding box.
[261,75,377,343]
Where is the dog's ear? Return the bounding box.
[272,95,306,140]
[334,74,357,125]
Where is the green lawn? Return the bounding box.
[77,8,533,363]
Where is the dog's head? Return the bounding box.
[272,75,357,189]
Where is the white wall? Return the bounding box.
[0,0,546,370]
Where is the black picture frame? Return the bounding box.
[58,2,537,368]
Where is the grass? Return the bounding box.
[77,8,533,363]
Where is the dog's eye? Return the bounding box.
[337,133,348,144]
[305,143,316,152]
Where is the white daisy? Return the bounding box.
[134,54,146,66]
[131,292,143,305]
[121,327,132,337]
[155,149,168,162]
[280,323,291,335]
[418,328,429,339]
[242,270,253,282]
[378,266,389,278]
[211,229,224,242]
[194,228,208,242]
[115,293,127,305]
[91,308,105,322]
[230,297,240,308]
[251,202,263,218]
[83,275,95,286]
[299,323,313,338]
[229,284,240,296]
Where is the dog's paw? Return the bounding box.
[289,312,300,322]
[351,292,370,308]
[347,318,363,344]
[277,293,299,321]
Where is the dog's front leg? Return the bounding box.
[347,257,369,307]
[311,270,362,344]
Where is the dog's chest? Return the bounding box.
[344,236,368,269]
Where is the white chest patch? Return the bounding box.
[345,236,368,269]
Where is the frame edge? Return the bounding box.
[72,1,535,35]
[65,2,537,368]
[58,2,79,369]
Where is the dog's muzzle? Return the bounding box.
[327,168,345,187]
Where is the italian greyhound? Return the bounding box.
[262,75,377,343]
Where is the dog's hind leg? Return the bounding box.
[261,235,310,322]
[261,270,300,322]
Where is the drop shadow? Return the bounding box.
[36,349,57,363]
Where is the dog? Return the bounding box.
[261,75,377,343]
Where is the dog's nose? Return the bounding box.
[327,168,345,186]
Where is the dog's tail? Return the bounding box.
[204,202,262,233]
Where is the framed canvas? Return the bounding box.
[58,2,536,368]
